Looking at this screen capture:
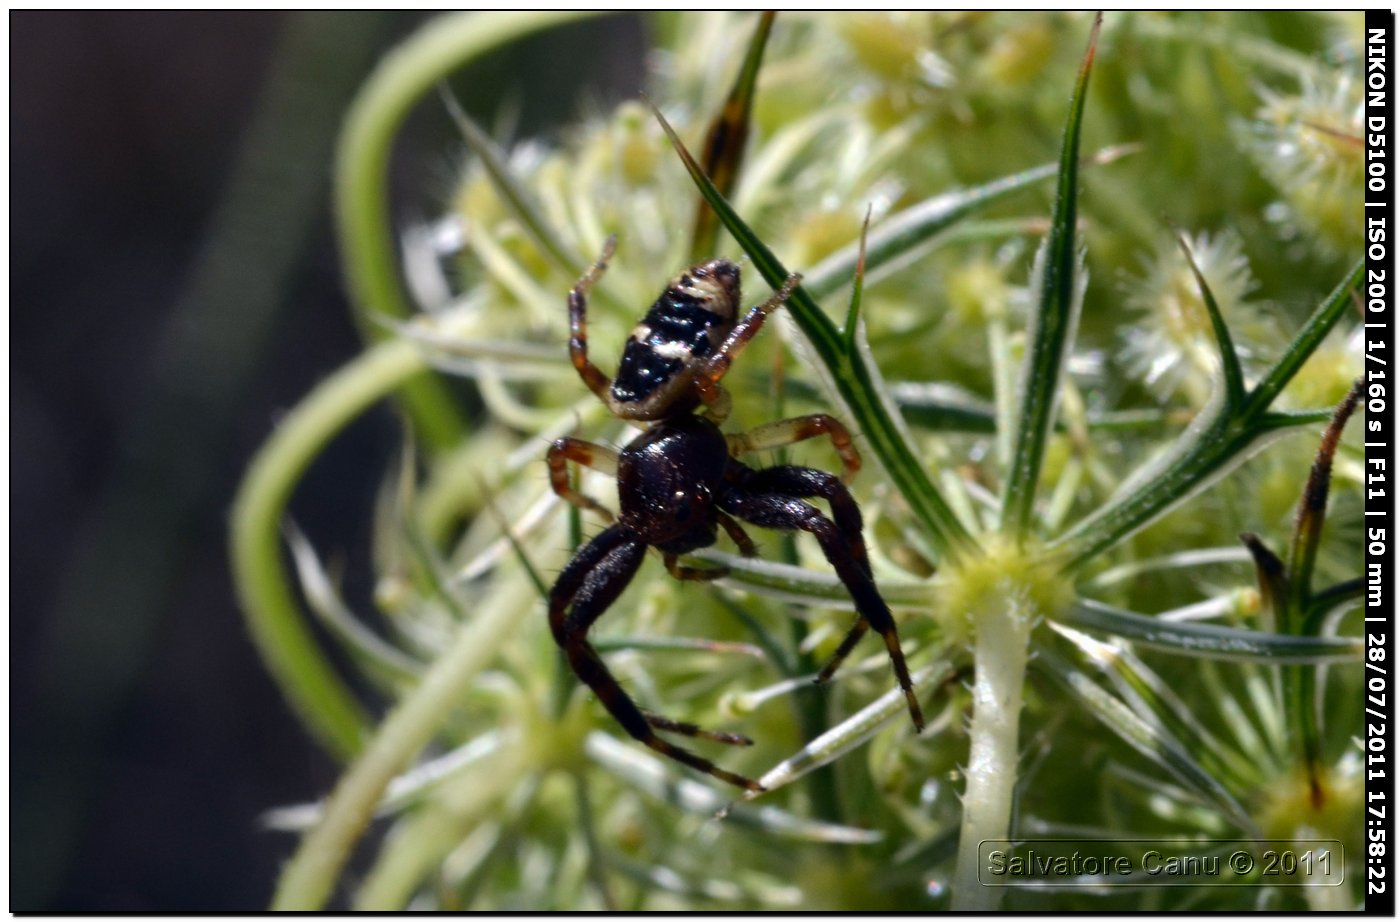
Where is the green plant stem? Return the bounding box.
[988,313,1017,468]
[574,772,619,910]
[352,807,454,910]
[335,10,609,449]
[272,588,527,910]
[952,595,1035,911]
[951,24,1098,903]
[232,338,434,759]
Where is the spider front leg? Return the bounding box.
[547,437,619,521]
[693,273,802,410]
[698,385,733,426]
[717,509,759,557]
[567,235,618,405]
[728,414,862,485]
[721,471,925,732]
[550,525,764,791]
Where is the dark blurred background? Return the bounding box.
[11,11,643,910]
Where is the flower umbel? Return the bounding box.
[231,12,1365,911]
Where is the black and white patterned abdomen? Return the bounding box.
[610,300,723,405]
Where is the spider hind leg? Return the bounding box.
[646,713,753,746]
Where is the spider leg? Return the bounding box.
[644,713,753,746]
[547,437,619,521]
[716,510,758,557]
[550,525,763,791]
[698,384,732,425]
[661,509,757,578]
[739,467,885,690]
[743,466,873,575]
[720,479,925,732]
[693,273,802,407]
[728,413,862,484]
[660,511,754,583]
[568,236,618,405]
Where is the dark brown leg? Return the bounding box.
[645,713,753,746]
[720,482,924,732]
[550,525,763,791]
[568,236,618,405]
[546,437,619,521]
[716,510,758,557]
[743,466,873,574]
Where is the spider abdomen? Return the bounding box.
[611,304,722,403]
[607,259,742,420]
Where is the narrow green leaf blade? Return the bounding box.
[801,145,1137,301]
[1175,231,1246,408]
[1242,257,1363,418]
[583,732,884,844]
[1061,597,1362,663]
[1038,646,1257,832]
[748,662,955,795]
[438,84,582,275]
[285,522,425,684]
[1000,13,1102,535]
[1054,259,1366,568]
[691,11,774,260]
[692,548,928,609]
[842,209,872,350]
[1052,624,1260,795]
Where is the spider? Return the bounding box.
[547,236,924,791]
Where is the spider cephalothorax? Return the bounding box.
[547,237,923,791]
